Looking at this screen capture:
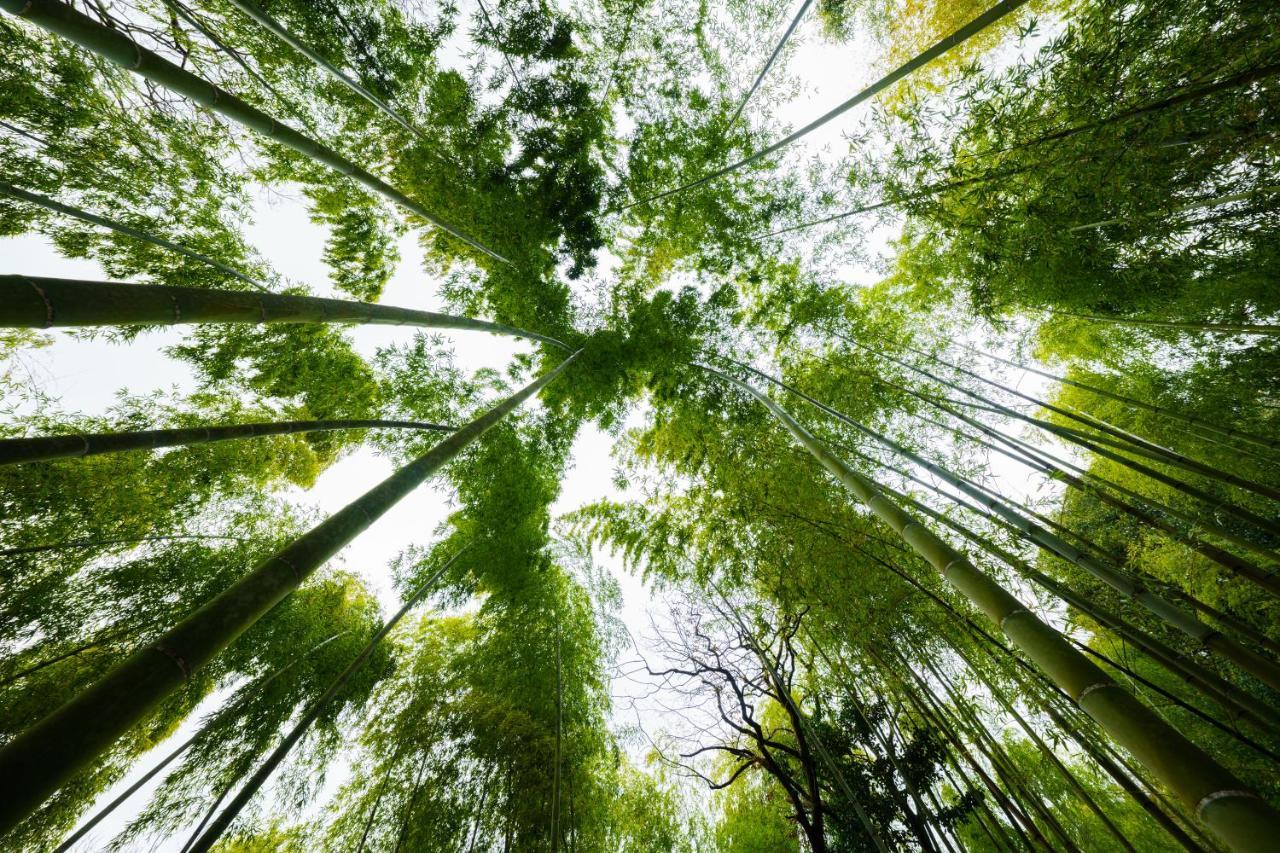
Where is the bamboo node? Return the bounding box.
[998,608,1029,631]
[275,552,304,582]
[1075,681,1116,703]
[150,642,192,680]
[1196,789,1261,817]
[24,277,53,327]
[17,0,33,14]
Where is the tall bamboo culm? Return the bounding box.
[0,0,508,263]
[188,548,467,852]
[699,363,1280,853]
[0,276,569,350]
[0,418,452,466]
[0,352,580,834]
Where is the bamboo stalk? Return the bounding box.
[0,181,268,291]
[852,358,1280,568]
[187,547,466,852]
[623,0,1032,210]
[0,275,570,350]
[740,361,1280,695]
[221,0,424,139]
[850,336,1280,512]
[871,644,1051,848]
[802,631,949,853]
[0,0,508,264]
[0,418,452,466]
[0,353,578,833]
[875,474,1280,731]
[726,0,813,129]
[955,342,1279,455]
[54,629,351,852]
[1048,311,1280,337]
[918,647,1081,851]
[701,363,1280,852]
[761,61,1280,238]
[945,636,1138,852]
[903,391,1280,596]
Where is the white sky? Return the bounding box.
[1,1,1067,847]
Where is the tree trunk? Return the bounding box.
[0,352,578,834]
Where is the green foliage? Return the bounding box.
[4,0,1280,848]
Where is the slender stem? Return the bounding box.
[188,547,467,851]
[0,181,268,291]
[0,354,577,833]
[221,0,425,139]
[623,0,1031,211]
[0,418,453,466]
[0,0,508,263]
[755,359,1280,695]
[1,534,248,559]
[55,630,350,852]
[699,362,1280,852]
[726,0,813,129]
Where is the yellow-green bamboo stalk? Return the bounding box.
[700,363,1280,852]
[0,353,578,833]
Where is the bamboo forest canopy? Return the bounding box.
[1,0,1278,849]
